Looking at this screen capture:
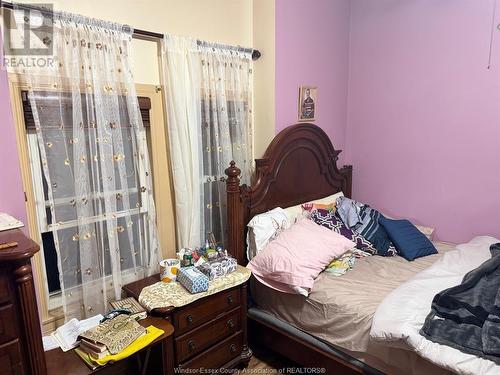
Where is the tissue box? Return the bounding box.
[196,256,237,281]
[177,266,209,294]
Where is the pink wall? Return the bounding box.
[275,0,351,160]
[0,36,28,229]
[345,0,500,243]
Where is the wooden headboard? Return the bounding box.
[225,123,352,265]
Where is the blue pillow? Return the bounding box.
[379,217,437,261]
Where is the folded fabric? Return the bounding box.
[325,249,372,276]
[379,217,437,261]
[336,197,396,256]
[95,325,164,365]
[325,257,354,276]
[310,209,376,254]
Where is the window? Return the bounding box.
[200,96,251,247]
[22,90,154,307]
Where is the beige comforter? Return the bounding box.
[251,242,454,352]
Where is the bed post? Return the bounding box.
[225,161,245,265]
[340,165,353,198]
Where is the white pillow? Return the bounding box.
[282,191,344,224]
[245,192,345,261]
[415,225,435,240]
[246,207,290,261]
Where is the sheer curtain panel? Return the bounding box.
[199,44,253,247]
[161,35,203,249]
[21,10,160,320]
[162,36,253,249]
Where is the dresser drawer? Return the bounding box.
[180,331,242,370]
[0,305,18,344]
[0,273,10,305]
[0,339,23,375]
[173,287,240,335]
[175,307,241,363]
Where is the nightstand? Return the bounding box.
[45,316,175,375]
[123,275,252,371]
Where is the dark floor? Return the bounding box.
[246,345,300,371]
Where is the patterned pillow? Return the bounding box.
[355,206,397,256]
[302,202,336,217]
[310,209,377,255]
[336,197,397,257]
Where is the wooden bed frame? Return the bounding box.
[225,123,352,266]
[224,123,374,374]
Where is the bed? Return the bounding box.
[248,244,456,375]
[223,123,500,375]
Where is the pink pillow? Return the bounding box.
[247,218,355,295]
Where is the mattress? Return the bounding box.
[249,307,453,375]
[250,241,455,352]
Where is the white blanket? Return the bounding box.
[370,236,500,375]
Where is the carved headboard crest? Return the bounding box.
[225,123,352,265]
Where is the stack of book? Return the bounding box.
[79,339,109,360]
[75,338,112,371]
[74,297,147,369]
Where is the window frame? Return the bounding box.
[23,91,154,309]
[8,75,176,333]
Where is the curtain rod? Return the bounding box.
[197,40,253,55]
[0,1,262,60]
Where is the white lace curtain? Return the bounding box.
[23,11,160,320]
[162,36,253,249]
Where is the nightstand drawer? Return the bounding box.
[175,307,241,363]
[180,331,242,370]
[0,305,18,344]
[173,287,240,335]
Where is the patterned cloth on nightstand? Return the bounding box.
[139,265,251,311]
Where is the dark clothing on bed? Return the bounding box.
[420,243,500,364]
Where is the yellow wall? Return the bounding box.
[21,0,254,85]
[21,0,275,155]
[252,0,275,157]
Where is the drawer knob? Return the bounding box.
[186,314,193,324]
[187,340,196,352]
[227,319,234,329]
[229,344,237,354]
[227,295,233,305]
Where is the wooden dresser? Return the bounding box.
[0,229,46,375]
[123,276,252,371]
